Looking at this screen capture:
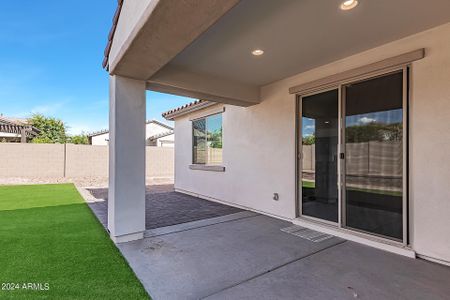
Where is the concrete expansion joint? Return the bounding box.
[200,240,348,299]
[144,211,259,238]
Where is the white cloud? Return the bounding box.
[67,122,108,135]
[31,102,64,115]
[359,117,376,124]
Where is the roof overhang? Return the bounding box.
[105,0,450,107]
[106,0,240,80]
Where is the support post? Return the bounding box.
[20,128,27,143]
[108,75,146,243]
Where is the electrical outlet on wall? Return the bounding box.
[273,193,279,201]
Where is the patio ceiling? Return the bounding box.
[110,0,450,105]
[162,0,450,87]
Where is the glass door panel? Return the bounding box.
[344,71,404,240]
[301,89,339,223]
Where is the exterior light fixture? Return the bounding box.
[340,0,358,10]
[251,49,264,56]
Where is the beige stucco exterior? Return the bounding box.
[172,23,450,264]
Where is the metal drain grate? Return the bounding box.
[281,225,334,242]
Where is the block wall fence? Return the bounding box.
[0,143,174,178]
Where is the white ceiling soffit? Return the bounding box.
[161,0,450,87]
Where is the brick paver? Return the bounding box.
[88,185,242,230]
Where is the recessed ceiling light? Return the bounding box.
[340,0,358,10]
[252,49,264,56]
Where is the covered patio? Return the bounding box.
[102,1,450,295]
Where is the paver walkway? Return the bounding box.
[88,185,242,229]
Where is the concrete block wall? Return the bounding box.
[65,144,109,177]
[0,144,173,178]
[146,147,174,177]
[0,143,65,177]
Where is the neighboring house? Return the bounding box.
[0,115,39,143]
[88,120,173,146]
[88,129,110,146]
[102,0,450,266]
[147,131,174,147]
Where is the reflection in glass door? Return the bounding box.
[343,71,404,240]
[301,89,339,223]
[298,69,407,242]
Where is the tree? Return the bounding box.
[67,133,89,145]
[346,122,402,143]
[29,114,67,144]
[302,135,315,145]
[208,128,222,148]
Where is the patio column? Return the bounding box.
[20,128,26,143]
[108,75,146,243]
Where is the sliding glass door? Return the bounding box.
[298,69,407,242]
[343,71,404,240]
[300,89,339,223]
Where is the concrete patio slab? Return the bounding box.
[83,187,450,300]
[144,211,258,238]
[206,241,450,300]
[117,214,344,300]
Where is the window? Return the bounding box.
[192,113,222,165]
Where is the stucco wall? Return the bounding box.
[155,133,174,147]
[173,22,450,263]
[91,133,109,146]
[109,0,154,68]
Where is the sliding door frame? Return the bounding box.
[297,86,341,226]
[296,65,410,246]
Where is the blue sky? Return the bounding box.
[0,1,193,135]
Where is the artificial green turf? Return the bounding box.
[302,180,316,189]
[0,184,150,300]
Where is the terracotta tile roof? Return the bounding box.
[162,100,216,120]
[102,0,124,70]
[87,129,109,138]
[0,116,29,126]
[147,119,173,131]
[148,130,174,141]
